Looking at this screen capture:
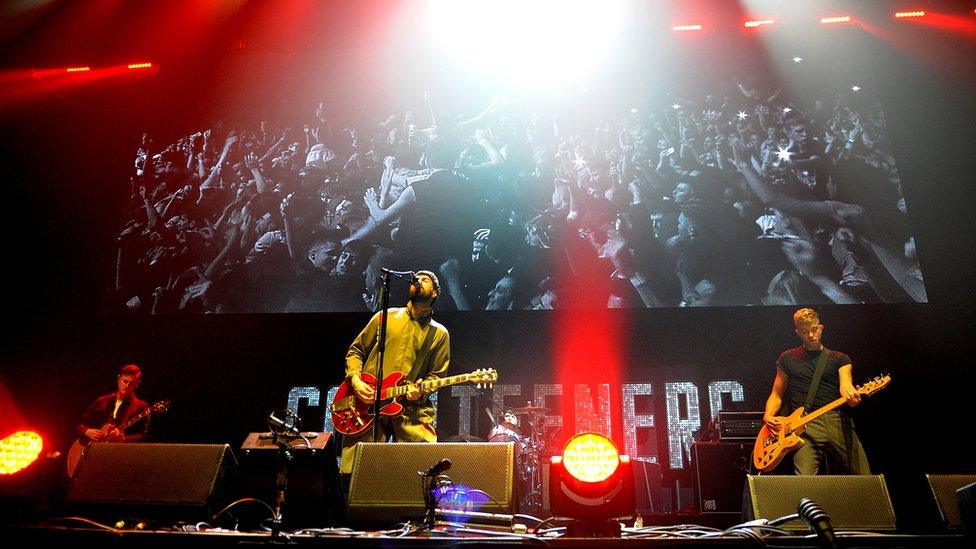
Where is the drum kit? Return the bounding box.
[486,403,556,512]
[443,402,559,511]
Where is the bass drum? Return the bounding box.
[487,421,525,456]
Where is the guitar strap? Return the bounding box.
[803,348,830,411]
[406,323,439,384]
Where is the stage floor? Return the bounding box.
[2,514,970,548]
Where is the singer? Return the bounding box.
[339,270,451,476]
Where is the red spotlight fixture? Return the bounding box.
[894,11,926,19]
[744,19,774,28]
[820,15,852,25]
[549,432,634,537]
[65,66,91,73]
[127,62,153,70]
[672,24,703,32]
[1,429,58,520]
[0,431,43,476]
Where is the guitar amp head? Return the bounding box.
[717,411,764,441]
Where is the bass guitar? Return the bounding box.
[66,399,171,477]
[330,369,497,436]
[753,375,890,472]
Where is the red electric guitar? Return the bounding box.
[330,369,497,436]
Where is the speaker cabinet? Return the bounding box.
[346,442,515,526]
[65,443,236,519]
[693,441,752,513]
[238,432,339,528]
[746,475,896,531]
[633,459,664,514]
[958,482,976,537]
[926,474,976,530]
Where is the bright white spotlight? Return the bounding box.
[427,0,626,89]
[851,85,861,92]
[776,147,793,163]
[792,56,803,64]
[737,110,748,120]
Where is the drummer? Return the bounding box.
[502,409,519,428]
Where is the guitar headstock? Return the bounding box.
[471,368,498,389]
[856,374,891,396]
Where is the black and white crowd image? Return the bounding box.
[112,53,926,313]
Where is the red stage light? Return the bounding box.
[672,24,703,32]
[562,433,620,483]
[744,19,774,28]
[65,66,90,73]
[894,11,926,19]
[820,15,852,25]
[127,62,153,70]
[549,432,634,536]
[0,431,43,476]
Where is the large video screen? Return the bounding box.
[112,11,926,313]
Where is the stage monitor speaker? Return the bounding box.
[693,441,752,513]
[238,432,339,528]
[346,442,515,526]
[65,443,236,520]
[926,474,976,530]
[746,475,896,531]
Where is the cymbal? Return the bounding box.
[443,434,486,443]
[509,405,551,414]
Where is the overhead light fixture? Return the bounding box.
[820,15,852,25]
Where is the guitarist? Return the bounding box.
[77,364,150,444]
[339,270,450,477]
[762,308,871,475]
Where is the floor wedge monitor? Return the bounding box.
[66,443,236,520]
[926,474,976,530]
[346,442,515,526]
[746,474,896,531]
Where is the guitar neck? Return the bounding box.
[384,373,477,399]
[120,401,165,430]
[120,410,150,430]
[795,395,849,428]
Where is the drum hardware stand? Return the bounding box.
[512,404,550,512]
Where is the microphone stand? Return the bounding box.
[268,412,303,539]
[372,272,393,441]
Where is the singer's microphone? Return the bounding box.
[420,458,452,477]
[268,412,301,436]
[798,498,840,549]
[381,268,420,287]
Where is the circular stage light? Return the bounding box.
[0,431,43,476]
[561,432,620,483]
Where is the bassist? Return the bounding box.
[762,308,871,475]
[340,270,450,476]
